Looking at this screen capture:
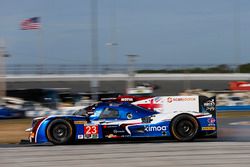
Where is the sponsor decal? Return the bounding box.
[167,97,173,103]
[141,117,153,123]
[144,125,167,132]
[74,121,87,124]
[105,125,119,128]
[207,118,216,124]
[202,127,216,131]
[120,98,134,102]
[84,134,99,139]
[113,129,126,134]
[204,100,215,111]
[167,97,196,103]
[154,97,162,103]
[78,134,84,139]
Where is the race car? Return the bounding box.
[25,96,217,144]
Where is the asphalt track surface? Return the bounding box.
[0,116,250,167]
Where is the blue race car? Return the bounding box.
[0,106,25,119]
[25,96,217,144]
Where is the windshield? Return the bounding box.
[73,108,88,116]
[73,105,95,116]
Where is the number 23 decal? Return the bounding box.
[84,125,98,135]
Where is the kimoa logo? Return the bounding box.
[145,126,167,132]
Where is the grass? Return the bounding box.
[0,118,32,144]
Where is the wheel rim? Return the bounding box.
[52,124,68,141]
[176,120,195,138]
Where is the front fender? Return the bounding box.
[35,115,87,144]
[35,118,51,143]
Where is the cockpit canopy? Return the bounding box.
[73,102,157,120]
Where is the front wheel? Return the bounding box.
[46,119,73,145]
[171,114,199,142]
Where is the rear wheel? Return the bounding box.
[46,119,73,145]
[171,114,199,141]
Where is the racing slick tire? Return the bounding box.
[170,114,199,142]
[46,119,74,145]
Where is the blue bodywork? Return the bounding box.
[31,100,217,143]
[89,102,158,120]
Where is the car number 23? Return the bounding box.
[84,125,99,135]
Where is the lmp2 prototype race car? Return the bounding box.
[26,96,217,144]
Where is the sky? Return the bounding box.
[1,0,250,66]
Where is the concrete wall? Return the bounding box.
[7,80,233,95]
[6,73,250,95]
